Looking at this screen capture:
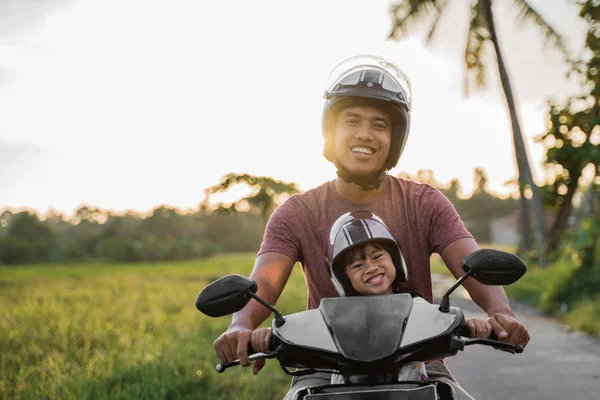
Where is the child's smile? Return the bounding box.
[344,243,397,296]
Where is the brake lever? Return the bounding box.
[464,338,523,353]
[216,351,278,373]
[453,335,523,353]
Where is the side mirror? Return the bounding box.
[462,248,527,286]
[196,274,257,317]
[439,248,527,313]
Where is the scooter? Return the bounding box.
[196,248,527,399]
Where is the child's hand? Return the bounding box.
[250,328,272,375]
[466,317,492,339]
[250,328,272,353]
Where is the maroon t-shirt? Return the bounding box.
[258,175,473,309]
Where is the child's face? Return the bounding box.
[344,243,396,296]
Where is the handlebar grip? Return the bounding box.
[215,343,260,373]
[489,331,523,354]
[487,332,524,353]
[216,359,240,373]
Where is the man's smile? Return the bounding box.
[351,146,375,155]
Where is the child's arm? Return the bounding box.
[466,317,492,339]
[250,327,272,353]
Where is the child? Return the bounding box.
[250,211,492,378]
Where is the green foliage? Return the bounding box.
[505,258,600,337]
[505,259,577,311]
[0,206,265,266]
[537,0,600,256]
[204,173,300,222]
[561,298,600,335]
[0,212,57,264]
[0,255,307,399]
[0,173,298,266]
[550,184,599,304]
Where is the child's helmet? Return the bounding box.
[326,210,408,296]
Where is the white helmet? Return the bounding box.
[322,55,412,189]
[326,210,408,296]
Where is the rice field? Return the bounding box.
[0,254,307,400]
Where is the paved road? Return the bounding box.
[432,275,600,400]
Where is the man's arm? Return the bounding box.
[230,252,295,329]
[440,238,530,350]
[213,252,294,372]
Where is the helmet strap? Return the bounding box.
[334,161,387,191]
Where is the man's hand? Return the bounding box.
[212,252,294,375]
[487,312,531,353]
[213,325,267,375]
[213,325,254,367]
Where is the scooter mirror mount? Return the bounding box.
[439,248,527,313]
[195,274,286,326]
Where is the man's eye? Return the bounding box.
[374,123,388,130]
[345,119,358,125]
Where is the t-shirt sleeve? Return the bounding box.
[257,198,302,262]
[424,186,473,255]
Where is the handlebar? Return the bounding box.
[460,325,524,353]
[453,333,523,354]
[216,351,278,373]
[215,319,525,374]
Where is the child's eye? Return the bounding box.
[373,253,382,260]
[351,263,363,270]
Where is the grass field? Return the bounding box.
[0,254,307,400]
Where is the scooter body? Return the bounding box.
[196,248,527,399]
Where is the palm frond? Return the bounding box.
[424,0,450,45]
[464,1,490,95]
[387,0,447,41]
[510,0,570,59]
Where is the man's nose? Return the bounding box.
[354,123,374,140]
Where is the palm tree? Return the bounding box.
[204,173,300,224]
[388,0,569,265]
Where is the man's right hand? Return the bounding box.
[212,252,295,375]
[213,325,253,367]
[213,325,267,375]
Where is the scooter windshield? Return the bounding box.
[318,293,414,362]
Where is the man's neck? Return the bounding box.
[334,176,386,204]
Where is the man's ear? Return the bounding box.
[323,133,335,163]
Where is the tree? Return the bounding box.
[0,210,12,237]
[538,0,600,257]
[1,211,56,264]
[204,173,300,224]
[472,167,489,195]
[387,0,569,265]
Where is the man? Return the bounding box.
[213,55,530,397]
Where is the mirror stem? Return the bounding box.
[439,271,472,313]
[247,291,286,327]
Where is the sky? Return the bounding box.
[0,0,590,216]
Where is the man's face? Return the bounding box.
[333,105,392,176]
